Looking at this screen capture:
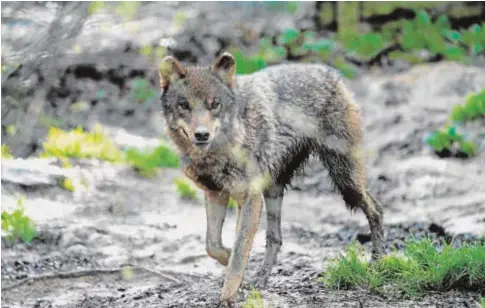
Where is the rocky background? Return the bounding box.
[2,2,485,308]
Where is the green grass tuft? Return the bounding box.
[1,195,37,244]
[40,125,125,163]
[39,125,180,177]
[2,144,13,159]
[125,144,180,177]
[60,178,76,192]
[174,177,198,200]
[322,238,485,296]
[242,289,268,308]
[323,242,370,290]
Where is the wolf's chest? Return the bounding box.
[182,154,247,193]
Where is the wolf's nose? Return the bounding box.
[194,127,210,142]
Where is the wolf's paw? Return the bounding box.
[250,267,270,290]
[218,294,236,308]
[207,247,231,266]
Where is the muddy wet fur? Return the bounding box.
[159,52,386,305]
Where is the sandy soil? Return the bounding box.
[2,62,485,308]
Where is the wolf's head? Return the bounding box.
[159,52,238,151]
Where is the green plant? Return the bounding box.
[88,1,106,15]
[174,177,198,200]
[344,32,388,60]
[1,195,36,244]
[60,178,76,192]
[233,49,267,75]
[242,289,268,308]
[125,144,180,177]
[228,197,238,209]
[262,1,299,14]
[6,124,17,136]
[40,125,125,163]
[451,90,485,122]
[458,23,485,57]
[114,1,140,21]
[322,241,370,289]
[479,296,485,308]
[425,125,477,158]
[400,10,485,62]
[426,89,484,158]
[322,238,485,295]
[2,144,13,159]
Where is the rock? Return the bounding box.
[1,158,76,187]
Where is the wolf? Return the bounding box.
[159,52,385,306]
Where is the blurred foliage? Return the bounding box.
[174,177,198,200]
[450,90,485,123]
[130,78,158,104]
[2,144,13,159]
[1,195,37,244]
[232,2,485,79]
[88,1,141,21]
[115,1,141,21]
[125,144,180,178]
[262,1,299,14]
[88,1,106,15]
[60,178,76,192]
[38,124,180,177]
[241,288,268,308]
[426,90,484,158]
[40,125,125,163]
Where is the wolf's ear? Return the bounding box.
[159,56,186,93]
[212,52,236,87]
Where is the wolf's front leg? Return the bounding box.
[219,193,263,306]
[205,191,232,266]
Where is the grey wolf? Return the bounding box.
[159,52,385,306]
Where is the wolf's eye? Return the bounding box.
[178,101,190,111]
[211,99,221,111]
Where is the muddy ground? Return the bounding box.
[2,2,485,308]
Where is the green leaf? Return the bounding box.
[426,31,447,54]
[451,105,466,123]
[435,15,451,30]
[416,10,431,25]
[444,46,465,61]
[279,28,300,45]
[303,39,334,53]
[471,44,484,56]
[401,22,420,50]
[471,23,481,34]
[448,126,457,137]
[459,140,478,157]
[445,30,462,42]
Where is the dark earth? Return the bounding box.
[2,2,485,308]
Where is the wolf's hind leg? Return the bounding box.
[319,146,385,258]
[252,184,284,289]
[205,191,232,266]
